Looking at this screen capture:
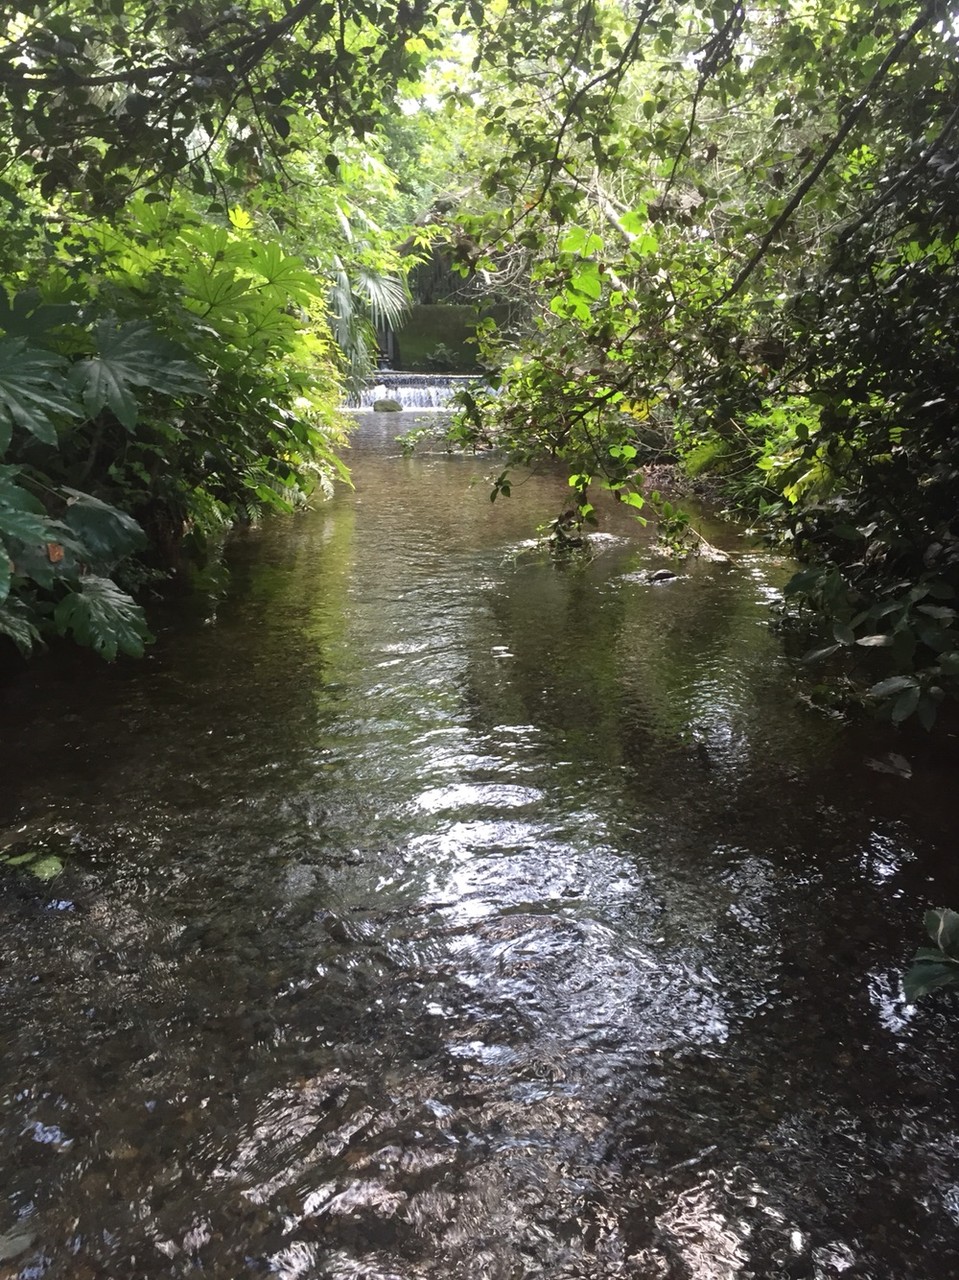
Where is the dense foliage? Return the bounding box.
[437,0,959,723]
[3,0,959,725]
[0,0,431,658]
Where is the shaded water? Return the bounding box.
[2,413,959,1280]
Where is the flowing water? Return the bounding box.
[353,374,476,410]
[2,413,959,1280]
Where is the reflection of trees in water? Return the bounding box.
[2,435,958,1278]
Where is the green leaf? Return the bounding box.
[802,643,840,662]
[70,320,205,431]
[924,908,959,959]
[855,633,894,647]
[247,243,323,306]
[891,685,920,723]
[184,264,252,312]
[867,675,919,699]
[558,227,604,256]
[0,597,41,654]
[0,467,48,546]
[53,575,151,660]
[1,848,64,880]
[917,695,938,731]
[61,489,147,567]
[29,854,64,881]
[0,291,81,341]
[569,263,602,300]
[0,337,79,447]
[903,957,959,1002]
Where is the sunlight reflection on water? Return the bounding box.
[0,414,958,1278]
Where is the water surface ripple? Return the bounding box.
[1,414,959,1279]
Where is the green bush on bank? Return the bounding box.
[0,196,348,661]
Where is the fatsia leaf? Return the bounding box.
[70,320,206,431]
[0,597,41,655]
[0,467,48,543]
[61,489,147,567]
[0,541,10,604]
[0,290,82,342]
[183,264,252,313]
[53,575,150,660]
[248,242,323,306]
[0,337,79,447]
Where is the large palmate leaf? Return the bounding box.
[70,319,207,431]
[53,575,151,660]
[61,488,147,567]
[0,290,83,343]
[0,466,48,544]
[181,264,254,315]
[248,242,324,307]
[0,597,41,655]
[0,338,79,449]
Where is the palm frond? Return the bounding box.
[351,266,411,331]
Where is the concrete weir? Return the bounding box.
[350,372,477,410]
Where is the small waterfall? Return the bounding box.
[351,372,477,410]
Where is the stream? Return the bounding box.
[2,412,959,1279]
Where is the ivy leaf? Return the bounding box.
[61,489,147,567]
[0,337,79,447]
[558,226,604,256]
[903,957,959,1003]
[569,263,602,299]
[924,908,959,959]
[53,575,151,660]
